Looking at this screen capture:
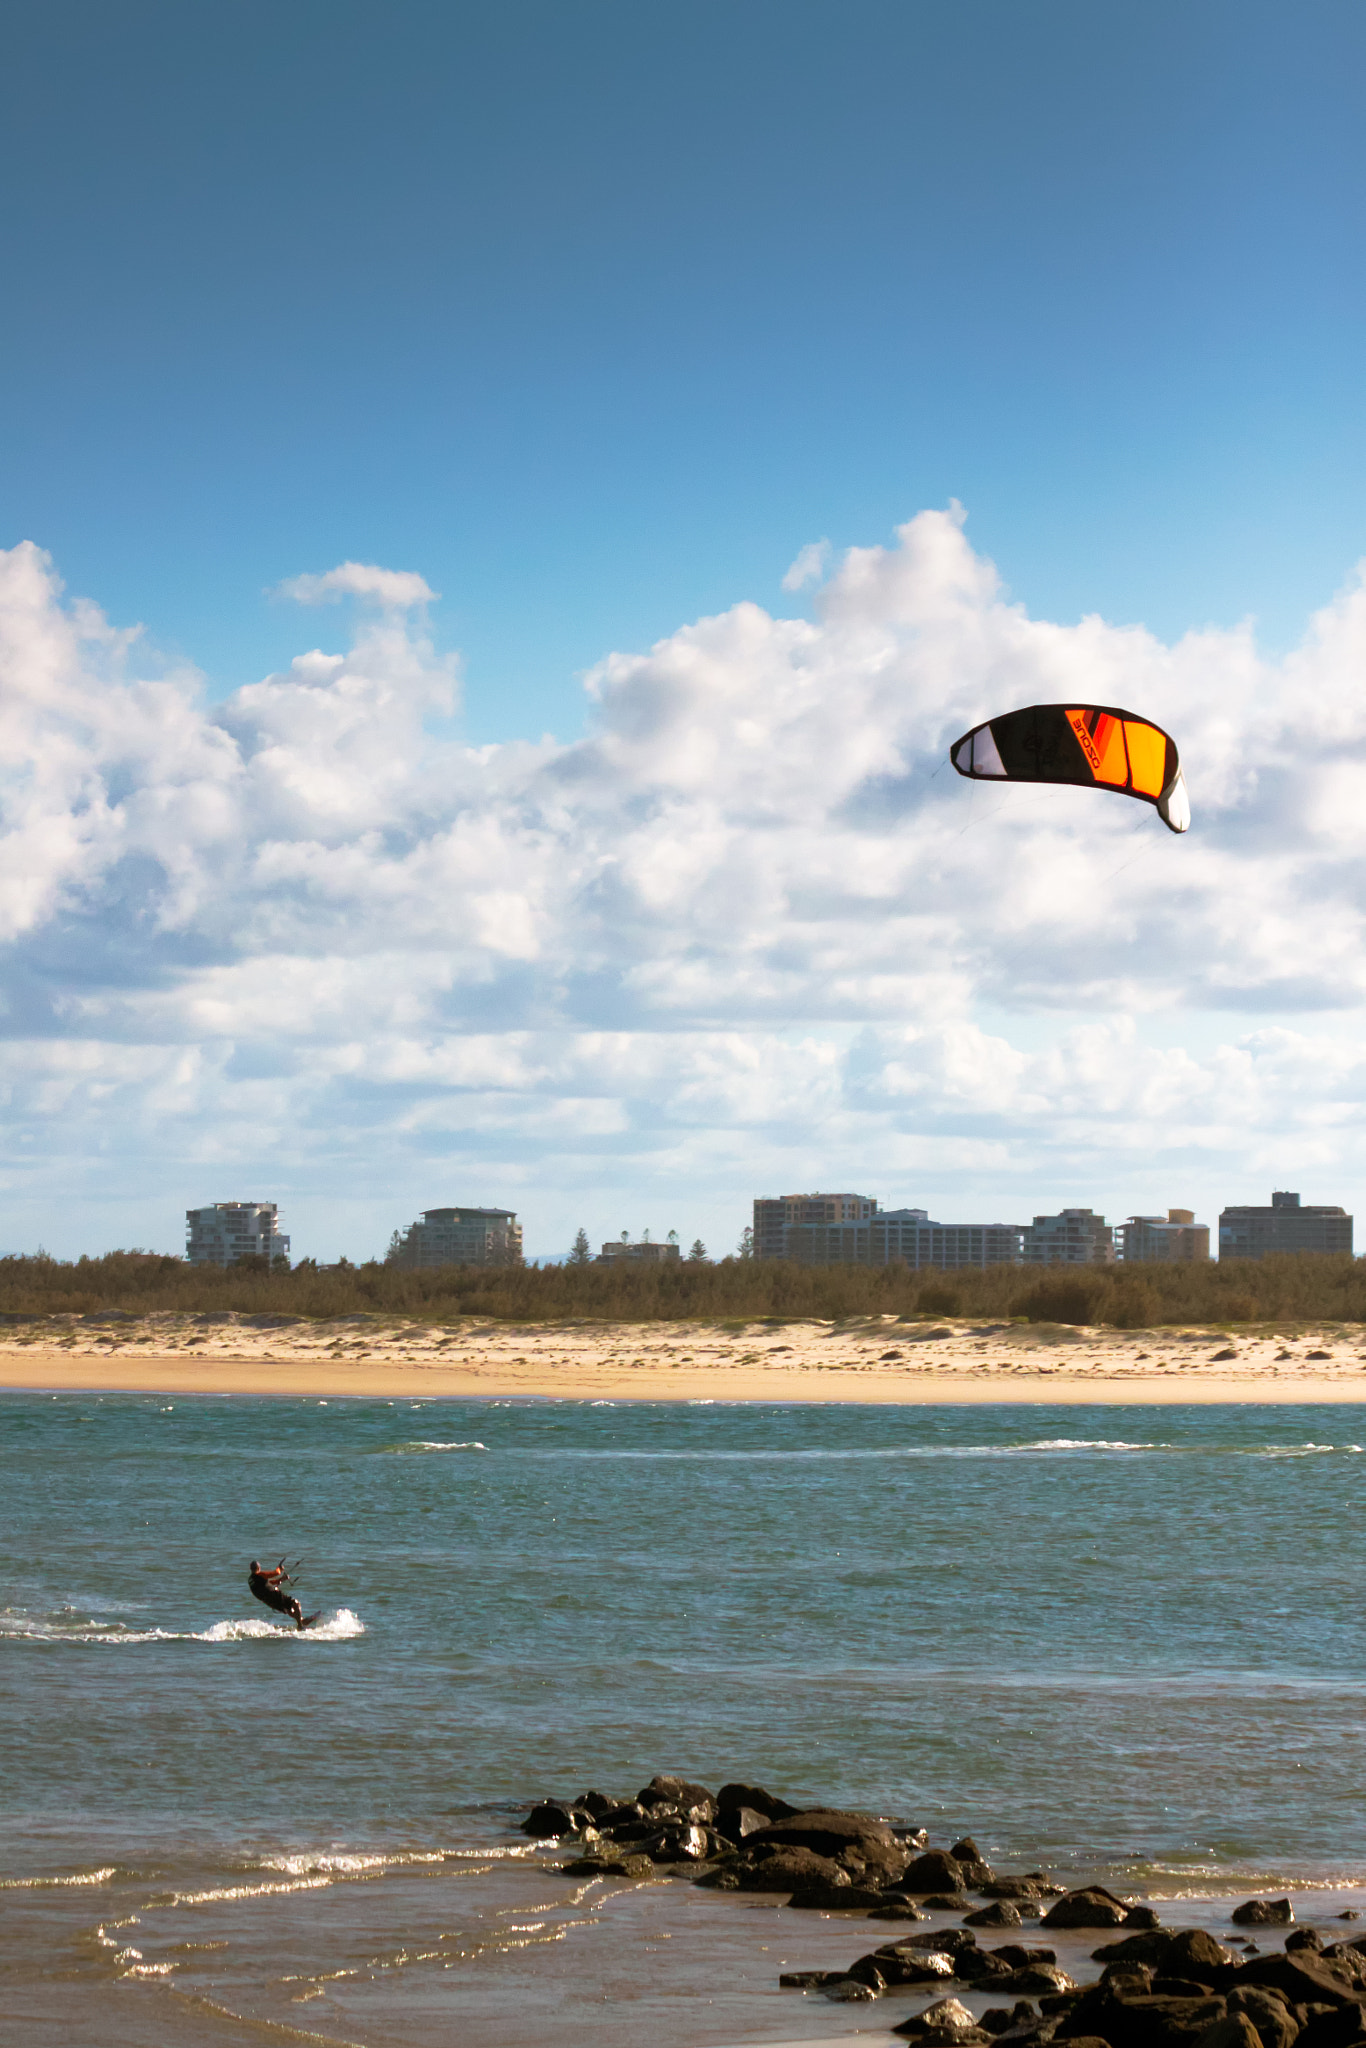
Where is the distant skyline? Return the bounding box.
[3,3,1366,1262]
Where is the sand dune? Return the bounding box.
[4,1312,1366,1401]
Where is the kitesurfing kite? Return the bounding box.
[949,703,1190,833]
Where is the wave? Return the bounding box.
[382,1440,488,1454]
[508,1439,1366,1462]
[0,1865,116,1889]
[1,1608,366,1645]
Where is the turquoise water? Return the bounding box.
[6,1394,1366,2043]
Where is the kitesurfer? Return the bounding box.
[248,1558,305,1627]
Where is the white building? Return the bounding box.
[1021,1208,1114,1265]
[186,1202,290,1266]
[388,1206,523,1267]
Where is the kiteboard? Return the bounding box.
[297,1612,324,1632]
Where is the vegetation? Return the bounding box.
[2,1248,1366,1326]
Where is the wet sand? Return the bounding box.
[4,1313,1366,1400]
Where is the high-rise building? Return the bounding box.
[1117,1209,1210,1262]
[753,1192,879,1260]
[1021,1208,1115,1265]
[388,1207,523,1267]
[1218,1191,1353,1260]
[186,1202,290,1266]
[754,1196,1022,1268]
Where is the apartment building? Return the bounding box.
[1218,1191,1353,1260]
[185,1202,290,1267]
[598,1236,681,1265]
[388,1206,523,1268]
[1021,1208,1115,1265]
[1117,1208,1210,1262]
[753,1192,879,1260]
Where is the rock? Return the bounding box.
[1288,1928,1325,1953]
[968,1901,1024,1929]
[856,1946,956,1986]
[715,1804,770,1844]
[983,1877,1056,1901]
[572,1788,618,1819]
[1232,1948,1366,2009]
[993,1945,1058,1968]
[779,1969,845,1988]
[640,1824,711,1862]
[1190,2020,1263,2048]
[730,1846,851,1891]
[594,1800,649,1832]
[1225,1986,1298,2048]
[820,1976,880,2001]
[871,1901,932,1921]
[743,1809,909,1883]
[1056,1989,1227,2044]
[562,1846,654,1877]
[522,1800,575,1836]
[925,1895,975,1911]
[1296,2011,1366,2045]
[892,1928,983,1956]
[1125,1906,1163,1929]
[787,1883,891,1910]
[1043,1886,1131,1929]
[637,1774,715,1814]
[904,1851,967,1893]
[1233,1900,1295,1927]
[715,1781,797,1820]
[1093,1928,1237,1979]
[953,1837,984,1861]
[953,1947,1014,1984]
[993,1963,1076,1996]
[892,1995,992,2040]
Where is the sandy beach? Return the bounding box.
[4,1311,1366,1400]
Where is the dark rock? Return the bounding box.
[731,1846,850,1891]
[905,1851,968,1893]
[892,1929,983,1956]
[522,1801,574,1836]
[983,1877,1057,1901]
[993,1946,1058,1967]
[1156,1977,1227,1999]
[820,1977,881,2001]
[1297,2009,1366,2045]
[1288,1929,1325,1954]
[744,1808,908,1875]
[637,1774,715,1813]
[594,1801,649,1831]
[779,1969,845,1988]
[968,1901,1024,1929]
[1318,1946,1366,1992]
[787,1883,890,1910]
[715,1803,770,1844]
[1190,2019,1263,2048]
[925,1895,975,1911]
[572,1788,617,1818]
[716,1781,797,1820]
[892,1994,993,2040]
[1056,1988,1227,2044]
[1233,1899,1296,1928]
[1125,1906,1163,1929]
[954,1948,1014,1984]
[1093,1928,1237,1979]
[639,1824,712,1862]
[953,1837,984,1861]
[858,1946,956,1986]
[1043,1886,1132,1929]
[562,1847,654,1877]
[993,1964,1076,1996]
[1226,1984,1301,2048]
[870,1901,931,1921]
[1233,1949,1366,2008]
[1101,1963,1156,1994]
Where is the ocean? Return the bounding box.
[5,1392,1366,2045]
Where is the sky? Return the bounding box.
[2,1,1365,1262]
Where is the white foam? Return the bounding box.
[166,1875,336,1906]
[258,1849,448,1876]
[2,1609,365,1646]
[0,1865,116,1889]
[391,1440,487,1453]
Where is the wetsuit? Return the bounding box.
[248,1567,303,1626]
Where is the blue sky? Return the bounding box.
[3,2,1366,1261]
[5,1,1363,740]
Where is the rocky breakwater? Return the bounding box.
[787,1908,1366,2045]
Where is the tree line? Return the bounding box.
[2,1248,1365,1325]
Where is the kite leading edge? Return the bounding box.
[949,703,1190,834]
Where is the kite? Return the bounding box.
[949,704,1190,833]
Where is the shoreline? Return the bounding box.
[5,1312,1366,1400]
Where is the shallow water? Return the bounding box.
[6,1394,1366,2043]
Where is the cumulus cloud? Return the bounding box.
[275,561,438,609]
[3,512,1366,1257]
[781,538,831,591]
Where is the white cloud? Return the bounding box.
[275,562,438,609]
[781,538,831,591]
[4,510,1366,1258]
